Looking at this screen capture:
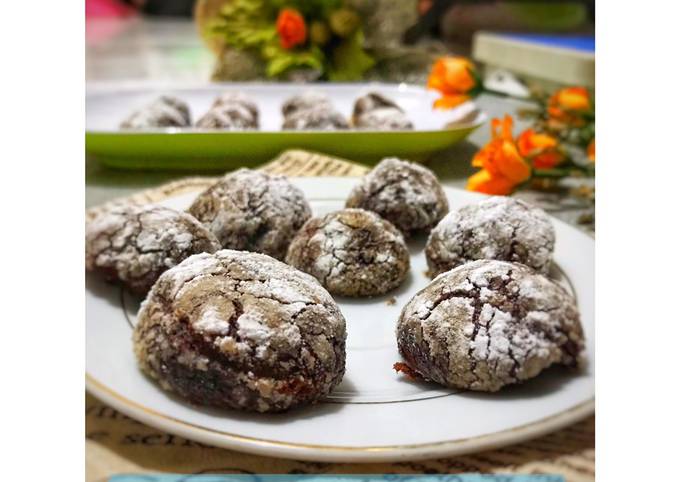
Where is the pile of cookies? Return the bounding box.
[86,159,585,413]
[119,91,415,131]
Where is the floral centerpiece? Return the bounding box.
[427,56,595,196]
[207,0,376,80]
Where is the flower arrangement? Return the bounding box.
[426,56,595,196]
[208,0,375,80]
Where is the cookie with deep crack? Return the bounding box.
[120,95,191,129]
[286,208,410,297]
[352,92,413,130]
[396,259,585,392]
[346,157,449,236]
[197,92,259,129]
[133,250,347,412]
[426,196,555,277]
[187,169,312,260]
[85,205,220,295]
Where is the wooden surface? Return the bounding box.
[86,150,594,482]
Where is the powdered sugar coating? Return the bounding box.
[282,105,349,130]
[187,169,312,260]
[396,259,585,392]
[120,96,191,129]
[352,92,413,130]
[281,91,332,117]
[133,249,346,412]
[346,157,449,236]
[286,209,410,297]
[85,204,220,294]
[280,91,348,130]
[426,196,555,277]
[197,92,259,129]
[353,108,414,130]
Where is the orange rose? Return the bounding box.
[276,8,307,49]
[547,87,591,127]
[517,129,565,169]
[587,138,595,162]
[427,56,478,110]
[467,116,531,195]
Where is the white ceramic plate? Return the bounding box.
[86,178,594,463]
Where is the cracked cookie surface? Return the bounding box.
[281,91,349,130]
[396,259,585,392]
[187,169,312,260]
[120,96,191,129]
[286,208,410,297]
[85,205,220,295]
[351,92,414,130]
[346,157,449,236]
[426,196,555,277]
[133,250,347,412]
[196,92,259,129]
[281,106,349,130]
[281,91,332,117]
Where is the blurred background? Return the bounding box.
[86,0,595,230]
[87,0,594,87]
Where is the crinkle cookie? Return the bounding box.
[281,91,348,130]
[85,205,220,295]
[281,91,333,117]
[396,259,585,392]
[197,92,259,129]
[286,209,410,297]
[352,92,413,130]
[133,250,347,412]
[426,196,555,277]
[187,169,312,260]
[120,95,191,129]
[346,157,449,236]
[282,106,349,130]
[212,92,259,118]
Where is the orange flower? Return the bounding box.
[587,138,595,162]
[547,87,591,127]
[467,169,516,196]
[427,56,478,110]
[517,129,565,169]
[467,116,531,195]
[276,8,307,49]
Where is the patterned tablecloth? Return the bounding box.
[86,150,594,482]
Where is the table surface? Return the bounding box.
[85,16,595,482]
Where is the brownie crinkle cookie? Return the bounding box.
[85,205,220,295]
[286,209,410,297]
[196,92,259,129]
[187,169,312,260]
[426,196,555,277]
[352,92,413,130]
[281,91,349,130]
[133,250,347,412]
[346,157,449,236]
[281,91,332,117]
[120,95,191,129]
[396,259,585,392]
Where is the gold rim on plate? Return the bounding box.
[86,374,594,461]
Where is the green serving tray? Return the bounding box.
[86,82,485,170]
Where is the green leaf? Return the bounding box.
[263,43,324,78]
[328,29,375,81]
[210,0,276,49]
[271,0,342,17]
